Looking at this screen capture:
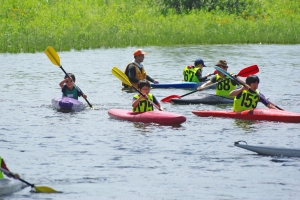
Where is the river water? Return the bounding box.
[1,44,300,200]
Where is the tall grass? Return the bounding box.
[0,0,299,53]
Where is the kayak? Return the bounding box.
[108,109,186,125]
[192,108,300,123]
[151,81,215,89]
[234,141,300,157]
[0,179,25,196]
[171,94,233,105]
[51,97,85,112]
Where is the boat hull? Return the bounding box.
[0,179,25,196]
[234,142,300,157]
[192,108,300,123]
[51,97,85,112]
[108,109,186,125]
[171,94,233,105]
[151,81,215,89]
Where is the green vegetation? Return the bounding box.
[1,0,299,53]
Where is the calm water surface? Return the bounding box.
[1,44,300,200]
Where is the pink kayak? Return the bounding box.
[108,109,186,125]
[192,108,300,123]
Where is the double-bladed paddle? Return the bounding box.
[215,66,283,110]
[161,65,259,103]
[111,67,162,111]
[0,167,59,193]
[45,46,93,108]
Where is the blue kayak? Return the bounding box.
[151,81,215,89]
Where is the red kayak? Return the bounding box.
[192,108,300,123]
[108,109,186,125]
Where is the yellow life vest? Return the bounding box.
[0,156,4,178]
[133,93,154,112]
[123,62,147,88]
[233,89,260,112]
[215,74,237,98]
[183,66,202,82]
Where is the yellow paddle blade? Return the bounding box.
[45,46,61,67]
[111,66,132,86]
[34,185,59,193]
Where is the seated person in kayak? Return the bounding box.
[229,75,280,112]
[183,58,212,82]
[123,49,158,89]
[197,60,238,98]
[0,156,20,179]
[132,80,163,112]
[59,73,87,100]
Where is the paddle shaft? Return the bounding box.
[215,66,283,110]
[132,85,162,111]
[180,79,225,98]
[0,167,34,187]
[60,66,93,108]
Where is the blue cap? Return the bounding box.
[194,58,206,67]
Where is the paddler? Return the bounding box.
[229,75,280,112]
[123,49,159,89]
[59,73,87,100]
[132,80,163,112]
[197,60,238,98]
[183,58,213,82]
[0,156,20,179]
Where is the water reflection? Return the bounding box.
[233,119,260,131]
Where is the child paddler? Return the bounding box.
[229,75,280,112]
[132,80,163,112]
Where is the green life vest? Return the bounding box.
[215,74,237,98]
[133,93,154,112]
[183,66,202,82]
[0,157,4,178]
[63,86,79,100]
[233,89,260,112]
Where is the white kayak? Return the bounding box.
[0,178,25,196]
[51,97,85,112]
[234,141,300,157]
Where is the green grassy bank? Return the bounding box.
[1,0,299,53]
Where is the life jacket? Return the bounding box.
[132,93,154,112]
[0,156,4,178]
[233,89,260,112]
[183,65,202,82]
[62,85,79,100]
[215,73,237,98]
[123,62,147,88]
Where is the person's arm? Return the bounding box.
[132,95,147,109]
[195,69,207,82]
[76,87,87,99]
[197,75,217,91]
[1,159,20,179]
[153,95,163,111]
[59,78,69,88]
[259,93,280,110]
[127,65,139,83]
[146,75,158,84]
[229,86,248,98]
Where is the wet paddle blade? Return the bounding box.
[237,65,259,77]
[161,95,181,103]
[34,186,59,193]
[45,46,61,66]
[111,67,132,86]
